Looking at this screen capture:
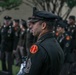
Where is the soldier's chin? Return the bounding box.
[33,33,38,37]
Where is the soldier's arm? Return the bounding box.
[24,44,49,75]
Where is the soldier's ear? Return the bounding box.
[41,22,47,30]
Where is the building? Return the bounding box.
[0,3,76,25]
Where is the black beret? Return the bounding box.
[13,19,19,23]
[20,19,27,28]
[69,15,75,21]
[57,20,67,29]
[4,16,12,20]
[28,11,59,22]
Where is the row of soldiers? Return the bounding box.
[0,16,32,75]
[0,14,76,75]
[54,15,76,75]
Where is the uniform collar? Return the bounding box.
[37,32,54,42]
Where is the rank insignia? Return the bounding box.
[30,45,38,54]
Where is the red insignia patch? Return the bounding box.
[30,45,38,54]
[56,32,59,36]
[66,36,70,40]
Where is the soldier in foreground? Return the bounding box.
[17,11,64,75]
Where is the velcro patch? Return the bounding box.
[30,45,38,54]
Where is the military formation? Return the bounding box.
[0,8,76,75]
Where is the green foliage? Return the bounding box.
[0,1,6,7]
[66,0,76,8]
[0,61,20,75]
[12,65,20,75]
[0,0,22,9]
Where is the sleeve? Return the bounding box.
[25,44,48,75]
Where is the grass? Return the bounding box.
[12,65,20,75]
[0,61,20,75]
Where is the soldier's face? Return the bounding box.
[56,27,64,33]
[4,20,11,25]
[29,21,43,37]
[68,19,75,25]
[13,21,19,27]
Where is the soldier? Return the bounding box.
[19,19,27,57]
[21,11,64,75]
[59,16,76,75]
[13,19,20,51]
[55,20,70,50]
[15,19,27,65]
[67,16,76,63]
[67,15,76,35]
[67,15,76,75]
[12,19,20,66]
[68,16,76,48]
[0,16,14,75]
[55,21,71,75]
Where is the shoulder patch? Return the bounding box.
[66,36,70,40]
[30,45,38,54]
[56,32,59,36]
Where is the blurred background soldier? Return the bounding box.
[0,16,14,75]
[59,16,76,75]
[14,19,27,66]
[67,16,76,63]
[67,15,76,52]
[67,15,76,36]
[19,19,27,57]
[13,19,20,52]
[55,20,69,49]
[67,15,76,75]
[12,19,20,66]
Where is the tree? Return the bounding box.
[0,0,22,13]
[0,0,76,19]
[64,0,76,19]
[22,0,76,19]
